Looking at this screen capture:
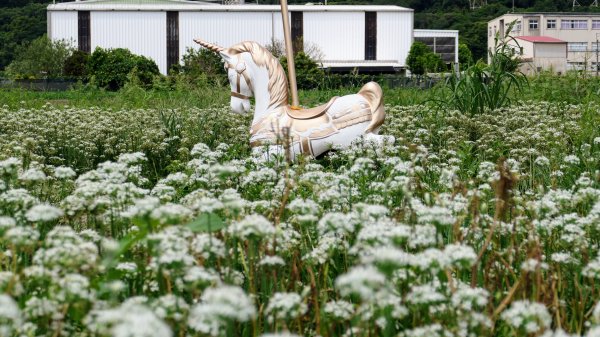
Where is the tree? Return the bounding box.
[406,41,445,76]
[424,52,446,73]
[406,42,430,76]
[5,35,73,79]
[179,47,227,86]
[280,52,324,90]
[88,47,159,90]
[459,43,474,66]
[0,3,47,70]
[63,50,90,79]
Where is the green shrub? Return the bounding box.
[425,52,446,73]
[63,50,89,79]
[459,43,474,67]
[280,52,324,90]
[406,42,429,76]
[5,35,73,80]
[178,47,227,87]
[87,47,159,90]
[406,41,446,76]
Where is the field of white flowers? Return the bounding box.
[0,101,599,337]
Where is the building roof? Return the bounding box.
[48,0,412,12]
[516,36,566,43]
[414,29,459,38]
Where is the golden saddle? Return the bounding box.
[285,97,338,120]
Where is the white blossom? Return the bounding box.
[25,204,64,222]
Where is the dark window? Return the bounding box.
[365,12,377,60]
[414,37,455,63]
[291,11,303,54]
[167,11,179,72]
[435,37,455,63]
[78,11,91,53]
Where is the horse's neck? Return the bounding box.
[251,65,286,126]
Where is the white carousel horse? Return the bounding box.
[194,39,394,159]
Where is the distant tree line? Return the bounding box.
[2,0,600,72]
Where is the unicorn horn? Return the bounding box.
[193,39,224,52]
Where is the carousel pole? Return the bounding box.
[280,0,300,109]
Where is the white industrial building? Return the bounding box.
[48,0,457,74]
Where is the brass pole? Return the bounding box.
[596,33,600,77]
[280,0,300,109]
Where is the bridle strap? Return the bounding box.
[231,91,251,100]
[225,55,253,100]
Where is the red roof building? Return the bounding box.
[509,35,567,75]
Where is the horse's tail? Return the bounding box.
[358,81,385,134]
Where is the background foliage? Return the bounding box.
[177,47,228,87]
[406,41,446,75]
[5,35,74,80]
[280,52,324,90]
[88,47,160,90]
[2,0,599,72]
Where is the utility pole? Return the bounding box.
[468,0,487,10]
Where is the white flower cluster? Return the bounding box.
[0,100,597,337]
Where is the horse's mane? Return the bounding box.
[228,41,289,109]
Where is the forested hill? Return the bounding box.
[1,0,599,71]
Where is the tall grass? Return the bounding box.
[443,22,527,117]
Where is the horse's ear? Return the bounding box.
[219,50,234,63]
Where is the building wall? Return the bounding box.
[303,12,365,61]
[91,12,168,74]
[535,43,566,58]
[49,6,416,74]
[520,57,567,75]
[533,43,567,74]
[378,12,413,66]
[48,11,78,46]
[179,10,414,66]
[179,11,281,58]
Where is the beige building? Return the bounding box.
[509,36,567,75]
[488,13,600,73]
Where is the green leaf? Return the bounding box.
[186,212,225,233]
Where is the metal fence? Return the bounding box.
[0,75,442,91]
[0,79,78,91]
